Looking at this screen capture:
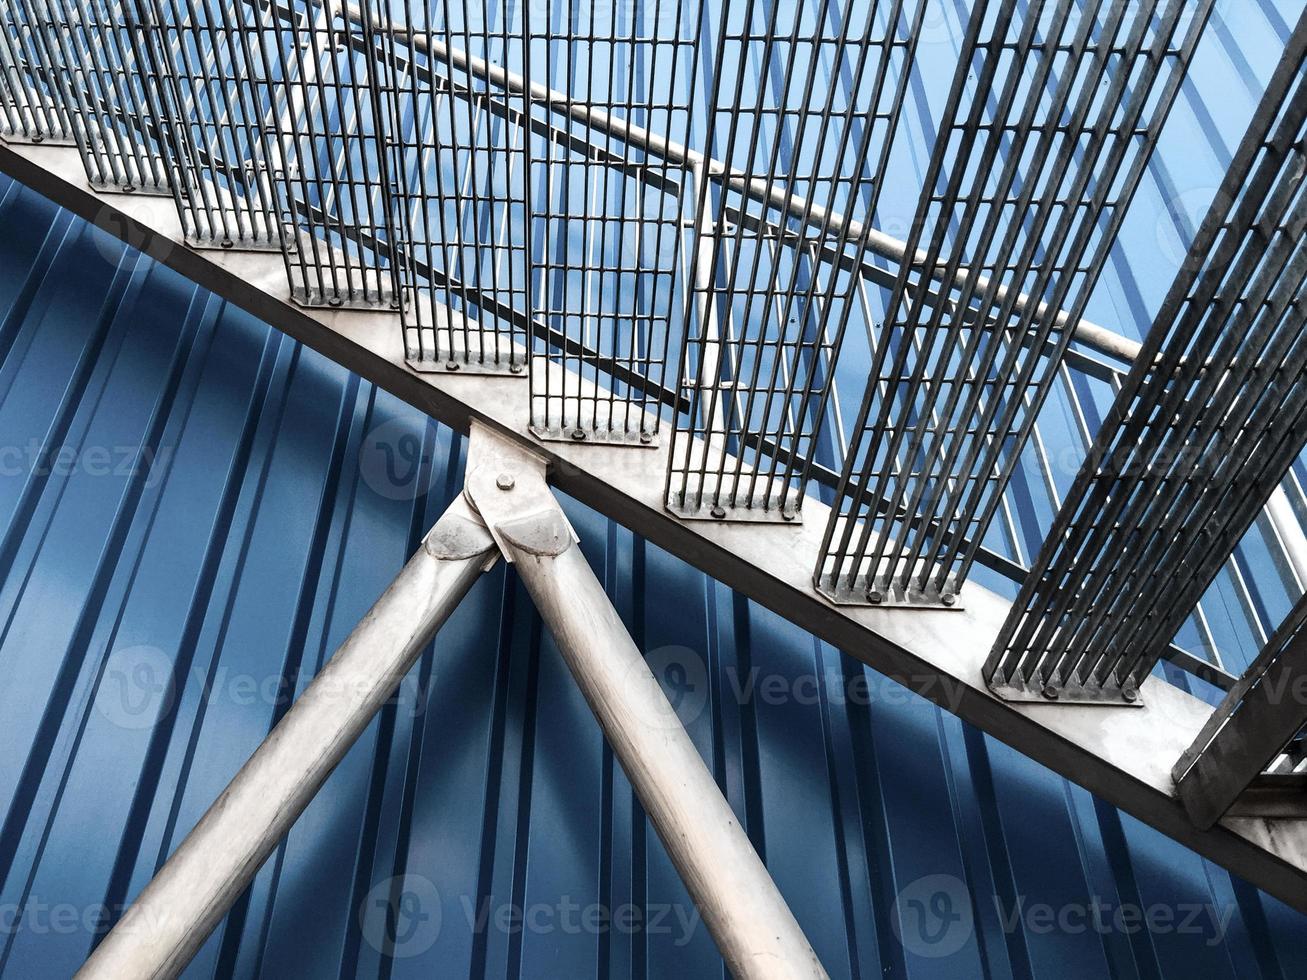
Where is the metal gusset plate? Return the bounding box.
[665,0,926,522]
[815,0,1216,607]
[132,0,284,251]
[985,8,1307,705]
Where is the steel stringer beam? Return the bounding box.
[1175,594,1307,830]
[2,138,1306,912]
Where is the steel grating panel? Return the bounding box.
[133,0,285,251]
[1175,592,1307,829]
[666,0,926,521]
[35,0,172,193]
[522,0,698,444]
[249,0,397,309]
[985,7,1307,706]
[0,0,1250,590]
[815,0,1216,607]
[0,0,74,143]
[0,2,1297,672]
[0,175,1305,978]
[379,1,530,374]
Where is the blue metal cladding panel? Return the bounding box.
[0,181,1305,980]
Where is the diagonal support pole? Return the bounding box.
[77,423,825,980]
[462,423,827,979]
[76,495,498,980]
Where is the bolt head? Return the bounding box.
[1041,683,1060,701]
[941,593,956,607]
[867,590,883,604]
[570,428,586,441]
[1121,684,1139,703]
[710,505,727,519]
[446,360,460,371]
[220,238,234,249]
[495,473,515,491]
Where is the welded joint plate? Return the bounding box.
[421,493,500,570]
[89,178,172,197]
[531,424,658,449]
[410,355,527,378]
[291,289,399,313]
[0,130,74,146]
[987,678,1146,707]
[463,420,578,562]
[666,497,801,525]
[188,233,286,254]
[815,576,964,611]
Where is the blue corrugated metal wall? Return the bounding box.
[0,177,1305,979]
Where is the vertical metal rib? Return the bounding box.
[985,6,1307,704]
[665,0,926,521]
[815,0,1215,605]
